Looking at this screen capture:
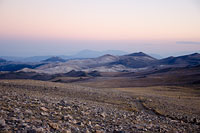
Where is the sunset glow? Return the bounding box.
[0,0,199,40]
[0,0,200,56]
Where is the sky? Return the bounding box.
[0,0,200,57]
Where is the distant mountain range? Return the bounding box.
[31,52,200,74]
[0,50,128,62]
[0,52,199,74]
[2,50,200,62]
[71,49,128,58]
[0,56,52,62]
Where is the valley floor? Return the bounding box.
[0,80,200,132]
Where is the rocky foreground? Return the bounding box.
[0,80,200,132]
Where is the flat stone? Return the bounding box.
[62,129,72,133]
[96,130,104,133]
[0,118,6,127]
[40,107,48,112]
[48,122,59,130]
[40,112,48,116]
[100,112,106,118]
[25,110,33,115]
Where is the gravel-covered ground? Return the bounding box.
[0,80,200,132]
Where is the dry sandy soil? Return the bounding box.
[0,79,200,132]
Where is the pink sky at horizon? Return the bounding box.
[0,0,200,56]
[0,0,200,41]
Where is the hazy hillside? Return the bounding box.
[0,58,7,63]
[71,49,128,58]
[0,50,128,62]
[1,56,52,62]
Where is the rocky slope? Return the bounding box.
[0,80,199,132]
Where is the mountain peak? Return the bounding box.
[127,52,149,57]
[100,54,114,57]
[190,53,200,56]
[97,54,117,59]
[42,56,65,62]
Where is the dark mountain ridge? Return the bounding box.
[158,53,200,66]
[0,63,45,72]
[42,56,66,62]
[127,52,153,57]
